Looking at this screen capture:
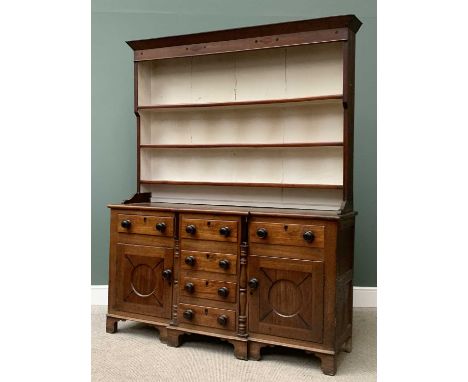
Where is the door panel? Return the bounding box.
[114,244,173,318]
[248,256,324,343]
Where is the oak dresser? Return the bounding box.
[106,15,361,376]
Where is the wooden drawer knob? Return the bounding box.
[185,256,196,266]
[256,228,268,239]
[217,287,229,298]
[155,222,166,232]
[183,309,194,320]
[185,282,195,293]
[219,226,231,237]
[303,231,315,242]
[121,220,131,229]
[217,315,228,326]
[218,259,230,270]
[186,225,197,234]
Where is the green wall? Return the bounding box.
[92,0,376,286]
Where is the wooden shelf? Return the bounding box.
[137,94,342,111]
[140,142,343,149]
[139,180,343,189]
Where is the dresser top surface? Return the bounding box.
[108,202,356,220]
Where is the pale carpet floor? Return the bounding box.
[92,306,376,381]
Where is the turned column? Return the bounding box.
[170,235,180,326]
[237,240,248,337]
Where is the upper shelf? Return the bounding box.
[137,94,343,111]
[139,180,343,189]
[140,142,343,149]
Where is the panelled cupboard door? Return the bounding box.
[114,244,173,318]
[248,256,324,343]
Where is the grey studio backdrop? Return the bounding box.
[91,0,376,286]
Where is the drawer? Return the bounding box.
[180,217,238,242]
[181,250,238,275]
[249,221,325,248]
[178,303,236,331]
[180,276,237,303]
[117,214,174,237]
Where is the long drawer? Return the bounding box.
[249,221,325,248]
[117,213,174,237]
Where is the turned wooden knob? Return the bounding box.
[186,224,196,234]
[185,256,196,266]
[217,287,229,298]
[155,222,166,232]
[219,226,231,237]
[217,315,228,326]
[218,259,230,270]
[183,309,194,320]
[162,269,172,280]
[256,228,268,239]
[248,278,259,290]
[185,282,195,293]
[303,231,315,242]
[121,220,131,229]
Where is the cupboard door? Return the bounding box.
[114,244,173,318]
[248,256,324,343]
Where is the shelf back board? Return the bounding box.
[140,147,343,186]
[139,99,344,146]
[138,42,343,106]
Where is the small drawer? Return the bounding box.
[180,217,238,242]
[180,276,237,303]
[178,303,236,331]
[181,250,238,275]
[117,214,174,237]
[249,221,325,248]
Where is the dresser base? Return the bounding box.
[248,339,342,376]
[106,314,168,342]
[314,353,337,376]
[105,316,121,334]
[166,326,248,360]
[105,313,351,375]
[342,336,353,353]
[106,203,356,375]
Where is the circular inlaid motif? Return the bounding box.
[268,279,302,317]
[131,264,156,297]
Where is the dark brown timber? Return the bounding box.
[107,15,361,376]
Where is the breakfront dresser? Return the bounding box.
[106,15,361,376]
